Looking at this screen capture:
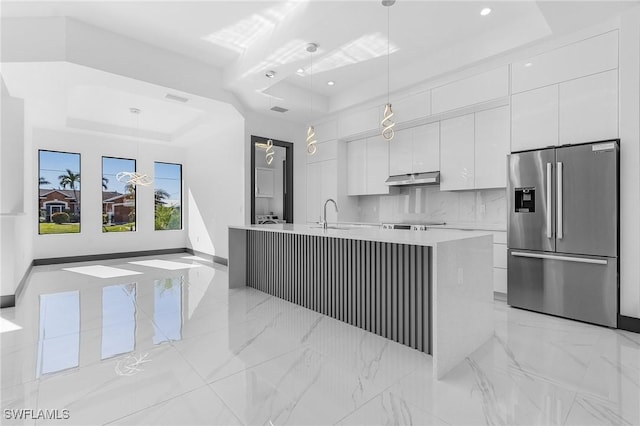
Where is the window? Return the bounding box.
[102,157,136,232]
[38,150,81,234]
[154,162,182,230]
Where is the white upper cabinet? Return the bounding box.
[388,127,413,176]
[313,119,338,143]
[347,139,367,196]
[432,66,509,114]
[366,139,390,194]
[391,91,431,123]
[338,107,379,139]
[412,122,440,173]
[347,138,389,196]
[307,139,338,163]
[511,85,559,152]
[559,70,618,145]
[389,123,440,176]
[475,106,510,189]
[512,31,618,94]
[440,114,475,191]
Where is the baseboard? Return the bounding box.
[618,315,640,333]
[1,261,35,309]
[33,248,188,266]
[184,248,228,266]
[0,295,16,309]
[493,291,507,302]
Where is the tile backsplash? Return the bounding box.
[357,186,507,226]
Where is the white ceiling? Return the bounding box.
[2,0,638,130]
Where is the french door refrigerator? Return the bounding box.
[507,140,619,327]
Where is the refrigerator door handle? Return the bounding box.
[546,162,552,239]
[557,161,563,240]
[511,251,608,265]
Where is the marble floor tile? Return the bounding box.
[106,385,242,426]
[2,253,639,426]
[337,392,450,426]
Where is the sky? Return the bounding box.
[39,151,182,207]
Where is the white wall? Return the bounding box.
[1,82,32,301]
[244,111,306,225]
[185,117,245,259]
[31,127,187,259]
[619,8,640,319]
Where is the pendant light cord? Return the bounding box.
[387,5,390,104]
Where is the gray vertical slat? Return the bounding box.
[350,239,356,326]
[391,243,396,341]
[416,246,423,352]
[426,247,432,354]
[364,241,370,332]
[404,245,415,347]
[398,244,405,345]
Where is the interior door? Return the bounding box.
[555,141,618,257]
[508,149,556,252]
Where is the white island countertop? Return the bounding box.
[229,223,493,247]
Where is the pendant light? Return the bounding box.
[381,0,396,141]
[306,42,318,155]
[265,139,274,165]
[117,108,153,187]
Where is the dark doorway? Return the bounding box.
[250,135,294,225]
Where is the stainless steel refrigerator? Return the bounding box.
[507,140,619,327]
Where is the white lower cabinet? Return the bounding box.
[306,159,338,223]
[440,113,475,191]
[559,70,618,145]
[347,138,389,196]
[475,106,510,188]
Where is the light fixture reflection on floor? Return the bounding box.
[381,0,396,141]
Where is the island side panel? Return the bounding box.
[243,229,432,354]
[228,227,247,288]
[432,235,494,379]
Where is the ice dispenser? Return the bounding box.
[514,187,535,213]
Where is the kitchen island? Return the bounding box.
[228,223,494,379]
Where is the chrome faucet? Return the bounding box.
[322,198,339,230]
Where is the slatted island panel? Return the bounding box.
[228,224,494,379]
[245,230,431,353]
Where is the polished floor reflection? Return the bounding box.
[1,254,639,425]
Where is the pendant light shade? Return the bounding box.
[118,107,153,186]
[265,139,274,165]
[306,126,317,155]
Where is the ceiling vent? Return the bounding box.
[270,106,288,113]
[165,93,189,103]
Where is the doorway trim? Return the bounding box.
[250,135,294,224]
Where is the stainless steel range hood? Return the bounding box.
[385,171,440,186]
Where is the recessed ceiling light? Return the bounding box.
[480,7,492,16]
[265,70,276,78]
[525,62,533,67]
[296,68,305,74]
[327,81,335,86]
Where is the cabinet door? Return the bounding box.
[366,138,390,195]
[511,85,559,152]
[388,127,412,176]
[475,106,510,188]
[306,161,322,223]
[440,114,475,191]
[559,70,618,145]
[347,139,367,196]
[412,122,440,173]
